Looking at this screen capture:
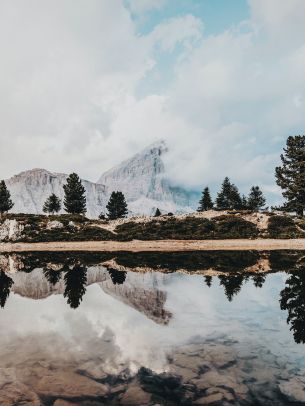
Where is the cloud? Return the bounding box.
[0,0,305,204]
[126,0,166,15]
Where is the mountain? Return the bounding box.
[97,141,194,215]
[6,169,105,218]
[6,141,195,217]
[5,262,171,324]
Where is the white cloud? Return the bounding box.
[1,0,305,203]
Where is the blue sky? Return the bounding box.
[130,0,250,36]
[1,0,305,204]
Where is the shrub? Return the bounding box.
[268,215,299,238]
[213,215,258,239]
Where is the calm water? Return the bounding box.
[1,251,305,405]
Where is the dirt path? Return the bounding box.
[1,239,305,252]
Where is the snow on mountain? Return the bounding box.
[97,141,194,215]
[5,141,194,217]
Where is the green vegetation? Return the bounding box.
[268,215,299,238]
[43,193,61,214]
[116,215,258,240]
[0,180,14,215]
[247,186,266,211]
[198,187,213,211]
[63,173,87,215]
[216,177,242,210]
[106,191,128,219]
[275,135,305,216]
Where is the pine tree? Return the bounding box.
[247,186,266,211]
[275,135,305,216]
[280,271,305,343]
[229,184,242,209]
[43,193,61,214]
[0,271,13,308]
[216,177,242,210]
[106,191,128,220]
[0,180,14,215]
[154,208,161,217]
[241,195,249,210]
[216,177,232,209]
[63,173,86,215]
[99,212,106,220]
[64,265,87,309]
[197,187,214,212]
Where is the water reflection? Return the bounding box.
[1,251,305,404]
[0,270,13,308]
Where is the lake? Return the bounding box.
[1,250,305,405]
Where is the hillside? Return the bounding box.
[0,210,304,243]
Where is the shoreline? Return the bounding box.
[1,239,305,252]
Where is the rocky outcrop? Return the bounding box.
[98,141,194,215]
[0,219,24,241]
[100,271,172,325]
[7,169,106,219]
[5,142,194,218]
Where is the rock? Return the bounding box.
[120,385,151,406]
[0,368,41,405]
[279,377,305,402]
[192,370,248,399]
[194,392,224,405]
[34,371,109,398]
[0,219,24,241]
[53,401,75,406]
[7,142,193,218]
[46,220,64,230]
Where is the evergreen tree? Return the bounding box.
[0,271,14,308]
[43,193,61,214]
[0,180,14,215]
[229,184,242,209]
[216,177,242,210]
[43,266,63,285]
[247,186,266,211]
[106,191,128,220]
[63,173,86,215]
[280,271,305,343]
[252,274,266,288]
[204,275,212,287]
[197,187,214,212]
[275,135,305,216]
[108,268,127,285]
[241,195,249,210]
[154,208,162,217]
[218,274,244,302]
[99,212,106,220]
[64,265,87,309]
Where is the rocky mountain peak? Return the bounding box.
[5,141,194,217]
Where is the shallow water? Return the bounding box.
[1,251,305,405]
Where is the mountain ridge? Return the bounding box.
[5,141,195,217]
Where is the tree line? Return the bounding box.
[197,179,266,212]
[0,172,128,220]
[0,135,305,218]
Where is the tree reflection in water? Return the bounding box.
[218,274,244,302]
[108,268,127,285]
[63,265,88,309]
[0,271,14,308]
[43,266,64,286]
[280,270,305,344]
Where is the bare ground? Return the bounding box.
[1,238,305,252]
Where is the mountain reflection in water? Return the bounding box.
[1,251,305,405]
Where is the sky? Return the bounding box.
[1,0,305,202]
